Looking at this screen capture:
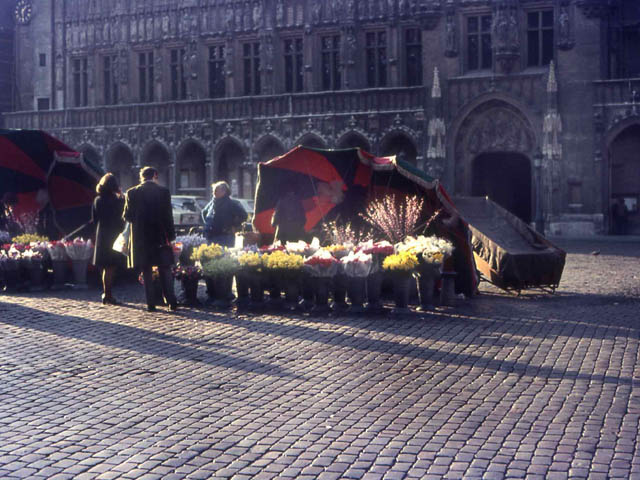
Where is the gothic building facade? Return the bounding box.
[4,0,640,235]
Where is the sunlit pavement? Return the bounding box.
[0,239,638,480]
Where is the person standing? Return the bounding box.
[272,189,306,243]
[202,181,246,247]
[123,166,178,312]
[91,173,125,305]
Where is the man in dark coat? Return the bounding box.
[272,189,306,244]
[123,166,178,312]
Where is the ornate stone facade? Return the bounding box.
[4,0,640,234]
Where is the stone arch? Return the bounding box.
[140,140,172,190]
[254,135,286,163]
[336,131,372,152]
[295,133,327,149]
[77,144,102,170]
[379,131,418,166]
[214,137,251,198]
[105,142,135,191]
[176,140,207,194]
[605,120,640,234]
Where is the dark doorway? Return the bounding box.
[472,153,532,223]
[609,124,640,234]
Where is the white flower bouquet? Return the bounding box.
[303,249,339,278]
[64,237,93,261]
[340,250,373,277]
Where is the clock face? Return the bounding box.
[15,0,33,25]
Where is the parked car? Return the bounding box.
[171,195,205,232]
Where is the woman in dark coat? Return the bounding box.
[92,173,125,304]
[204,181,247,247]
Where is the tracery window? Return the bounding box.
[170,48,186,101]
[284,37,304,93]
[405,28,422,86]
[72,57,88,107]
[138,51,154,103]
[527,10,554,67]
[208,45,226,98]
[243,42,261,95]
[366,31,387,87]
[321,35,341,91]
[103,55,119,105]
[467,15,492,71]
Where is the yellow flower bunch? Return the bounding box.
[263,250,304,270]
[191,243,225,263]
[423,251,445,264]
[325,244,350,258]
[238,252,262,269]
[11,233,49,244]
[382,251,419,272]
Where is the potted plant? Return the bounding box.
[21,244,46,291]
[325,244,352,311]
[382,250,419,313]
[1,245,21,292]
[63,237,93,289]
[192,243,226,303]
[263,250,304,311]
[175,234,206,265]
[202,254,240,309]
[340,250,372,314]
[46,240,69,289]
[359,240,394,312]
[237,249,264,309]
[303,249,339,314]
[173,265,203,305]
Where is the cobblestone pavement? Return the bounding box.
[0,239,639,480]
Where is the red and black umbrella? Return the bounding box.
[0,129,103,238]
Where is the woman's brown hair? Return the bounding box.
[96,173,121,195]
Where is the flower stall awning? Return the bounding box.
[0,129,103,238]
[253,146,478,296]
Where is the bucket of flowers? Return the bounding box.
[236,246,264,309]
[325,244,353,311]
[1,244,21,292]
[175,234,206,265]
[46,240,69,289]
[63,237,93,289]
[340,250,372,314]
[263,249,304,310]
[303,249,339,313]
[201,249,239,309]
[22,243,47,291]
[192,243,225,303]
[382,249,419,313]
[358,240,394,312]
[173,264,203,305]
[287,239,320,310]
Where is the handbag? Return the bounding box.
[112,222,130,255]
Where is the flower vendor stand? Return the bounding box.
[64,238,93,289]
[341,251,372,314]
[383,251,419,314]
[46,241,68,290]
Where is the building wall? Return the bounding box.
[0,1,15,122]
[4,0,639,235]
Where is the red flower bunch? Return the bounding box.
[173,265,203,281]
[304,256,338,268]
[360,241,394,256]
[260,244,286,253]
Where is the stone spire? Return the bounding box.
[431,66,441,99]
[547,60,557,93]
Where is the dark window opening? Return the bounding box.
[243,42,261,96]
[73,57,88,107]
[467,15,492,71]
[366,31,387,87]
[405,28,422,86]
[39,53,46,67]
[139,51,154,103]
[104,55,119,105]
[321,35,341,91]
[284,38,304,93]
[208,45,226,98]
[37,98,50,110]
[527,10,554,67]
[170,48,186,100]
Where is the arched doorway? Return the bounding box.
[215,139,249,198]
[141,143,171,190]
[472,153,532,223]
[609,124,640,234]
[79,146,102,170]
[380,132,418,165]
[177,142,207,195]
[106,144,135,191]
[337,132,371,152]
[297,134,326,149]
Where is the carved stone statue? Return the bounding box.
[225,5,235,31]
[276,0,284,27]
[312,3,321,24]
[558,7,573,49]
[253,2,263,29]
[183,44,199,98]
[55,54,64,90]
[243,2,252,30]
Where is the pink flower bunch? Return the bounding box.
[360,194,424,243]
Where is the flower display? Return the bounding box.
[202,255,240,277]
[325,244,352,259]
[361,194,424,243]
[173,265,203,281]
[20,247,44,264]
[237,251,263,271]
[46,241,68,261]
[340,250,373,277]
[396,235,455,266]
[191,243,225,264]
[175,234,206,264]
[359,240,394,256]
[382,251,419,272]
[11,233,49,245]
[303,249,339,277]
[263,250,304,271]
[64,237,93,260]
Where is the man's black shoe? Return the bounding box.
[147,305,156,312]
[169,302,178,312]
